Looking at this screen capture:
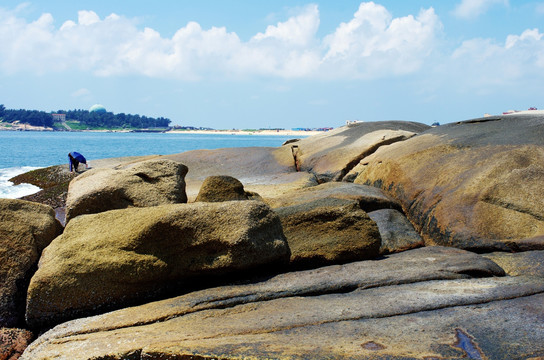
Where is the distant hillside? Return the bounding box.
[0,104,171,130]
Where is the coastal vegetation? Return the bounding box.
[0,104,171,130]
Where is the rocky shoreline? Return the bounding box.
[2,116,544,359]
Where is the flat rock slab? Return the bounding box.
[21,246,529,360]
[483,250,544,277]
[266,181,401,212]
[26,201,289,328]
[355,115,544,251]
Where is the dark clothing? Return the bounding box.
[69,152,86,172]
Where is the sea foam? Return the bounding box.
[0,167,41,199]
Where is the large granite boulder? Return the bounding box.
[22,247,544,360]
[0,199,62,327]
[368,209,424,254]
[275,198,381,268]
[0,328,34,360]
[26,201,289,328]
[195,175,260,202]
[273,121,430,182]
[65,159,188,222]
[355,114,544,251]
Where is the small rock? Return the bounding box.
[195,175,261,202]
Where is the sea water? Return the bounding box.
[0,131,302,198]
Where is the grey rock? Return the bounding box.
[21,247,518,360]
[368,209,424,254]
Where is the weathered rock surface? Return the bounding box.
[274,121,429,182]
[484,250,544,277]
[0,328,34,360]
[65,159,188,222]
[368,209,424,254]
[195,175,261,202]
[23,247,544,360]
[266,181,401,211]
[26,201,289,328]
[0,199,62,327]
[355,114,544,251]
[164,147,317,201]
[275,198,381,268]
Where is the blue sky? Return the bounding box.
[0,1,543,129]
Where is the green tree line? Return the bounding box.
[0,104,171,129]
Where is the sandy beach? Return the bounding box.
[169,129,324,137]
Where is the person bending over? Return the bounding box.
[68,151,87,172]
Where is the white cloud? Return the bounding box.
[323,3,441,78]
[252,4,319,47]
[0,3,441,80]
[450,28,544,86]
[452,0,508,19]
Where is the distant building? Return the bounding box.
[51,113,66,122]
[89,104,107,113]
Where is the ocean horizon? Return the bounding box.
[0,130,303,199]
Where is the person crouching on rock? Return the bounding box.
[68,151,88,173]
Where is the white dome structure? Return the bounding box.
[89,104,106,113]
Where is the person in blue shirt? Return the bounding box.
[68,152,87,172]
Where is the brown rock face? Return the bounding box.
[0,328,34,360]
[195,175,260,202]
[355,115,544,251]
[26,201,289,328]
[275,198,381,268]
[273,121,429,182]
[0,199,62,327]
[65,159,188,223]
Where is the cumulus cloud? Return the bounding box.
[0,2,440,80]
[323,3,441,78]
[452,0,508,19]
[450,28,544,86]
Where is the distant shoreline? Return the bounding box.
[0,124,325,137]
